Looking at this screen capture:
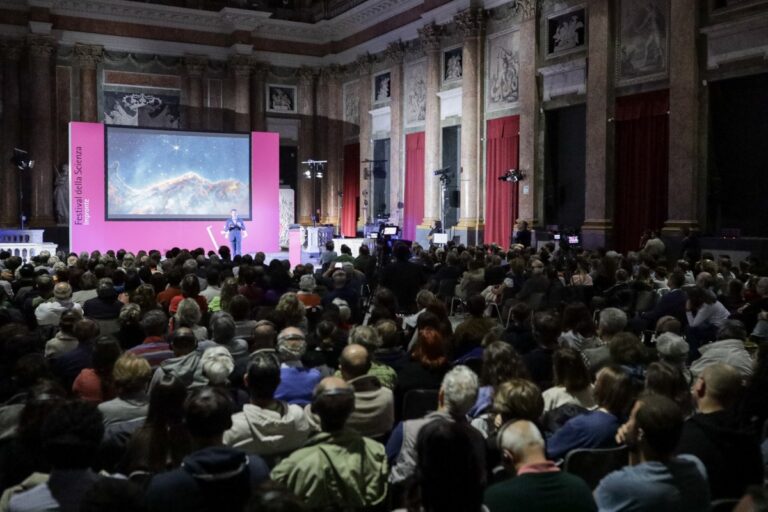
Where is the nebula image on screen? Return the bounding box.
[106,127,251,220]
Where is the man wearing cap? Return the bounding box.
[273,327,322,405]
[35,282,84,326]
[271,377,388,510]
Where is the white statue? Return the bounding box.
[553,15,584,52]
[271,89,292,111]
[376,76,390,102]
[445,53,462,81]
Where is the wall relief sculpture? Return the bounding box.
[487,29,520,111]
[103,90,180,128]
[404,60,427,125]
[617,0,669,85]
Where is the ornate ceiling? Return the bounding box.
[124,0,369,22]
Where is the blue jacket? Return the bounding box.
[546,410,620,461]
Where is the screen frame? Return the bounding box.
[103,125,253,222]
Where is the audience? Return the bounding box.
[0,241,766,512]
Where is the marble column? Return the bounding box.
[516,0,540,230]
[297,67,316,225]
[385,41,405,228]
[663,0,699,236]
[27,35,56,227]
[316,69,330,221]
[229,55,251,132]
[417,24,442,241]
[250,62,268,132]
[324,65,343,228]
[357,55,373,228]
[74,44,102,123]
[1,40,22,226]
[184,55,207,131]
[455,9,485,245]
[582,0,615,249]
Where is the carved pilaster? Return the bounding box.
[297,66,316,85]
[385,40,405,64]
[418,23,442,53]
[514,0,537,21]
[2,39,24,61]
[229,54,251,77]
[73,44,103,70]
[251,61,269,80]
[355,54,373,77]
[26,35,55,58]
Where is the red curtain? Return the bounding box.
[341,143,360,237]
[485,116,520,247]
[614,90,669,253]
[403,132,425,241]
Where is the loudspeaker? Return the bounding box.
[448,190,460,208]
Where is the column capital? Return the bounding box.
[1,39,24,60]
[514,0,537,22]
[26,35,55,58]
[418,23,443,53]
[297,66,317,85]
[384,40,406,64]
[323,63,343,81]
[251,60,269,79]
[228,54,252,77]
[355,54,374,76]
[183,54,208,77]
[73,43,103,69]
[454,8,486,38]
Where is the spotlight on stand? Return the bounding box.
[12,148,34,171]
[433,167,450,177]
[498,169,525,183]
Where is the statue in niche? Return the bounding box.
[408,76,426,122]
[270,88,293,112]
[445,53,462,81]
[490,47,519,105]
[375,73,390,103]
[54,163,69,225]
[553,15,584,51]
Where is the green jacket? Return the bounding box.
[271,429,388,510]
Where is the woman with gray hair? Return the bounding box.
[273,327,322,406]
[173,298,207,341]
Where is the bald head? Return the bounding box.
[312,377,355,432]
[696,363,743,409]
[339,344,371,381]
[498,419,546,471]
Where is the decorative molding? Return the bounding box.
[369,105,391,136]
[0,39,24,60]
[73,43,103,69]
[26,34,56,58]
[218,7,270,32]
[251,61,270,79]
[454,8,486,38]
[418,23,443,53]
[355,53,374,76]
[538,56,586,101]
[513,0,537,21]
[701,12,768,69]
[385,40,406,63]
[297,66,317,84]
[436,86,462,120]
[183,54,207,76]
[229,54,252,76]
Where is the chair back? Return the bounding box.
[563,445,629,490]
[402,389,439,421]
[709,499,739,512]
[436,278,458,301]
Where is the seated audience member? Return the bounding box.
[542,347,595,413]
[98,353,151,427]
[156,269,183,312]
[273,327,322,405]
[127,310,173,370]
[559,303,599,352]
[314,344,394,439]
[644,362,694,417]
[583,308,628,373]
[200,345,248,411]
[608,332,647,380]
[546,365,636,461]
[502,302,535,354]
[35,282,84,327]
[50,318,100,391]
[655,332,692,384]
[78,477,146,512]
[72,335,122,403]
[44,310,82,358]
[168,274,208,316]
[484,420,596,512]
[395,327,450,412]
[116,303,144,350]
[321,270,360,319]
[640,271,688,328]
[471,378,544,440]
[399,420,487,512]
[9,401,104,512]
[341,325,397,390]
[296,275,321,309]
[119,374,192,476]
[389,365,484,484]
[271,377,388,510]
[146,387,270,512]
[250,320,278,352]
[223,351,309,456]
[685,285,731,350]
[469,341,529,418]
[379,242,427,313]
[150,327,207,391]
[372,319,409,373]
[516,258,548,302]
[690,320,754,378]
[208,312,249,378]
[595,396,710,512]
[172,298,207,342]
[199,267,221,305]
[275,292,309,333]
[522,312,561,390]
[676,363,763,500]
[452,294,498,357]
[83,278,123,320]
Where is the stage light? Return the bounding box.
[304,169,312,179]
[315,171,323,178]
[12,148,34,171]
[433,167,449,177]
[498,169,525,183]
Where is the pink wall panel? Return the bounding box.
[69,122,280,254]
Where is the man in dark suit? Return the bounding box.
[221,209,248,256]
[641,270,688,328]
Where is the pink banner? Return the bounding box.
[69,122,280,255]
